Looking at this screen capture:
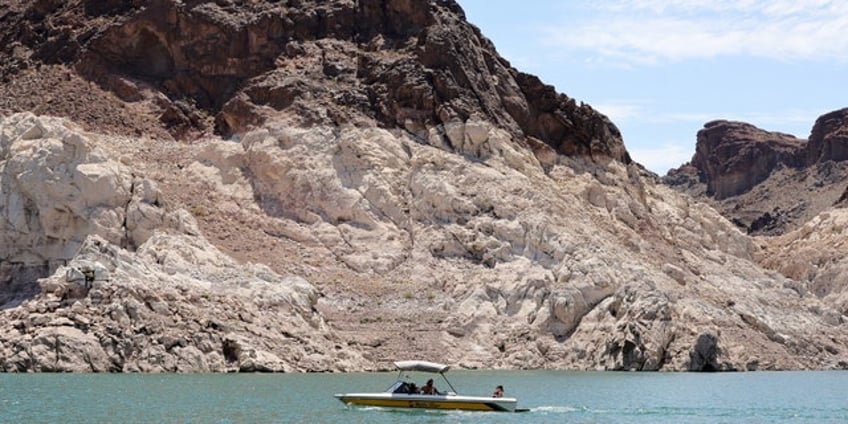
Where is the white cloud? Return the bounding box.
[595,100,823,130]
[544,0,848,65]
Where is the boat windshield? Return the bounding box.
[387,380,423,394]
[390,372,458,395]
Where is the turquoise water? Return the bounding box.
[1,370,846,423]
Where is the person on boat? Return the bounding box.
[420,379,439,395]
[492,385,504,398]
[396,382,418,394]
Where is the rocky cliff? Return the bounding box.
[680,120,805,200]
[665,109,848,236]
[0,114,362,371]
[0,0,628,163]
[1,0,847,372]
[662,111,848,374]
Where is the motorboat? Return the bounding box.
[334,360,522,412]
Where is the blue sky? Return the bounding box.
[458,0,848,174]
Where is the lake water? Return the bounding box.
[1,370,845,423]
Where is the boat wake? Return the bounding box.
[352,405,477,416]
[532,405,581,414]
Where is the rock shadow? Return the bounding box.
[0,262,50,311]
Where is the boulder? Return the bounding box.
[14,326,111,372]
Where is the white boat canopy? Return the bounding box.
[394,360,450,374]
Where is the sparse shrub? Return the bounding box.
[190,205,208,216]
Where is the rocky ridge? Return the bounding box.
[665,109,848,235]
[3,109,846,372]
[0,0,628,163]
[0,0,847,372]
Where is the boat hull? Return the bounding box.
[335,393,517,412]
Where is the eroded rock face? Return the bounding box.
[1,111,846,372]
[0,114,364,372]
[0,233,363,372]
[684,120,805,200]
[807,108,848,164]
[0,113,170,307]
[760,209,848,315]
[687,332,733,372]
[665,112,848,236]
[181,121,845,372]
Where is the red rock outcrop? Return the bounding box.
[807,108,848,165]
[688,120,805,200]
[666,111,848,235]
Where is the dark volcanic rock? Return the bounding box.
[0,0,629,166]
[665,111,848,236]
[688,120,805,200]
[807,108,848,165]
